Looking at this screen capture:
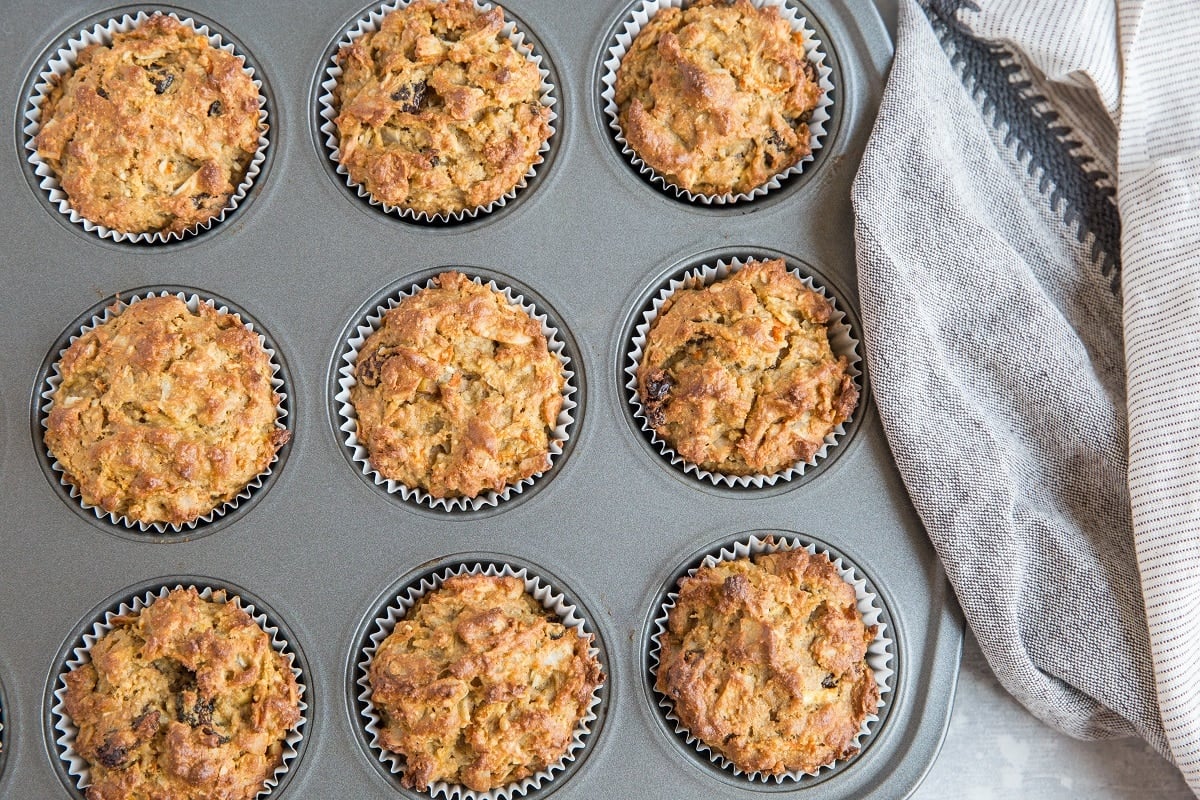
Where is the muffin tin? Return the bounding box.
[0,1,961,799]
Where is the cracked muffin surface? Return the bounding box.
[369,573,604,792]
[636,258,857,477]
[350,271,564,499]
[35,13,262,236]
[333,0,551,215]
[63,587,302,800]
[614,0,823,196]
[44,295,288,526]
[656,548,878,775]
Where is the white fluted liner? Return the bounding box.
[626,256,861,486]
[40,291,289,533]
[358,562,603,799]
[601,0,834,204]
[650,533,894,781]
[336,274,575,511]
[23,11,269,243]
[52,584,307,798]
[318,0,556,223]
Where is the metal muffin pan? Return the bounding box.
[0,1,962,798]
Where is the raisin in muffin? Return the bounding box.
[637,259,857,477]
[44,295,288,526]
[351,271,564,499]
[614,0,823,196]
[333,0,551,216]
[63,587,301,800]
[657,548,878,774]
[35,14,262,236]
[369,573,603,791]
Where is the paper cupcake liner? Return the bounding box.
[318,0,557,224]
[358,562,604,799]
[601,0,835,204]
[52,583,308,799]
[22,10,270,244]
[626,256,861,487]
[39,290,290,533]
[650,533,895,782]
[336,274,576,512]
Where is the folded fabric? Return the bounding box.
[853,0,1200,794]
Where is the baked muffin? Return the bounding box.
[614,0,823,196]
[656,548,879,774]
[637,259,857,476]
[34,14,262,236]
[44,295,289,527]
[63,587,301,800]
[333,0,551,215]
[369,573,603,791]
[351,271,564,499]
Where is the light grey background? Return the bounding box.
[916,631,1191,799]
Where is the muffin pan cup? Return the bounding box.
[47,579,309,800]
[334,269,579,514]
[625,254,862,488]
[600,0,836,205]
[354,557,608,799]
[35,289,292,539]
[0,1,960,799]
[648,531,895,784]
[21,8,272,244]
[317,0,559,225]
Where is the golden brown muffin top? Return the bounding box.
[614,0,823,196]
[35,14,262,236]
[656,549,879,775]
[63,587,301,800]
[334,0,551,215]
[351,271,564,499]
[369,573,603,792]
[637,258,857,476]
[44,295,288,526]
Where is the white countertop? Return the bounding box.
[911,631,1192,799]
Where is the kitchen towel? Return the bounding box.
[852,0,1200,793]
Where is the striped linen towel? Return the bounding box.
[852,0,1200,792]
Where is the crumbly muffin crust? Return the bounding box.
[333,0,551,215]
[44,295,288,526]
[63,587,302,800]
[35,14,262,236]
[369,573,603,792]
[637,258,857,476]
[657,548,879,775]
[614,0,823,196]
[351,271,564,499]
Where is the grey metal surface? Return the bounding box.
[0,1,962,799]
